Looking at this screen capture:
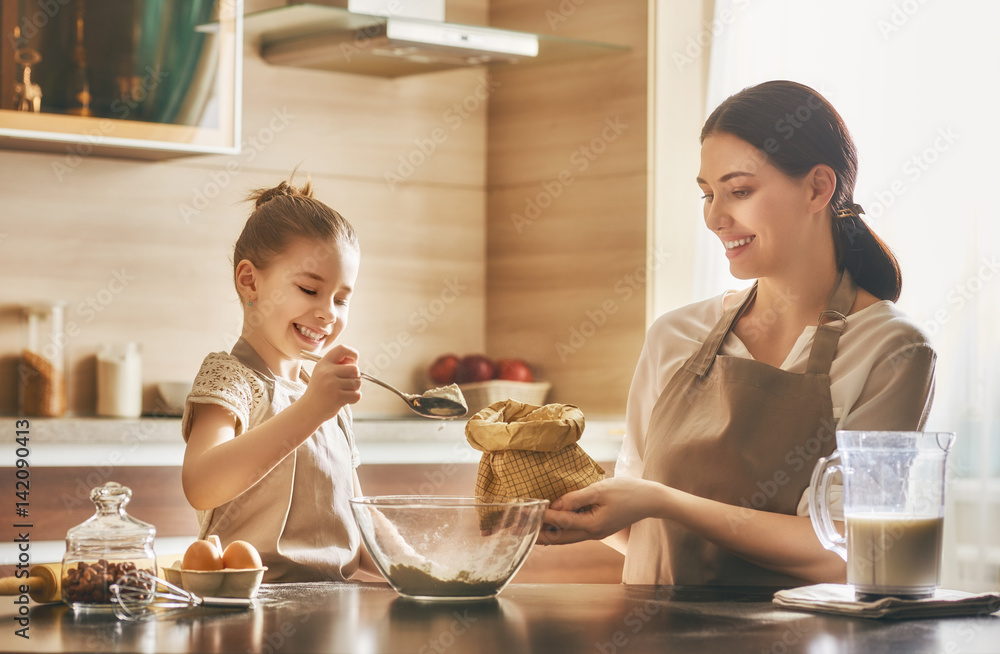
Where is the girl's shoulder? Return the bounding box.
[189,351,269,416]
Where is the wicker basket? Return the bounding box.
[457,380,552,417]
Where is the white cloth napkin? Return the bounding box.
[773,584,1000,619]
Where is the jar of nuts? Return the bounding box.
[61,482,156,611]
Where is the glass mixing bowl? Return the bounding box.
[350,496,548,601]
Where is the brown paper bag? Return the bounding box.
[466,401,605,530]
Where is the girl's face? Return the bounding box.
[697,132,828,281]
[241,236,360,369]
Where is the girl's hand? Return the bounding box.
[538,477,664,545]
[300,344,362,421]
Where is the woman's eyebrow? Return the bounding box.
[696,171,755,184]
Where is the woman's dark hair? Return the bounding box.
[701,80,901,302]
[233,173,358,296]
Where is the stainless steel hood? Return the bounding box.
[243,1,627,78]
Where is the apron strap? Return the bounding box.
[686,284,757,377]
[805,269,858,375]
[231,338,277,381]
[686,270,857,378]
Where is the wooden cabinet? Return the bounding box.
[0,0,242,159]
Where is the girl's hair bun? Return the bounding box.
[232,171,357,297]
[248,179,314,208]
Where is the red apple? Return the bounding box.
[428,354,459,385]
[496,358,534,382]
[455,354,495,383]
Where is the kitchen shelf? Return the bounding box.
[0,0,243,160]
[243,4,629,77]
[1,416,625,465]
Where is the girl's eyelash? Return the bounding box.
[298,286,316,296]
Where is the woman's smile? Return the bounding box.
[723,234,756,258]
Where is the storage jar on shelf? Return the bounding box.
[18,302,67,417]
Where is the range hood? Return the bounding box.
[243,1,627,78]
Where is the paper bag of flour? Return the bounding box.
[466,400,605,530]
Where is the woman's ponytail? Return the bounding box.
[831,205,902,302]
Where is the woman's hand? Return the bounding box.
[538,477,666,545]
[300,344,362,421]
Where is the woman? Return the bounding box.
[540,81,936,586]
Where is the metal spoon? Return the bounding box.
[299,351,468,419]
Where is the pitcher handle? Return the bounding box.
[808,450,847,561]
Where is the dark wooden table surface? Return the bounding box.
[2,582,998,653]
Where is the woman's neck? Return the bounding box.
[754,265,839,329]
[734,234,841,364]
[753,219,841,328]
[733,264,840,368]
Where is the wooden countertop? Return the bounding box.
[3,582,998,653]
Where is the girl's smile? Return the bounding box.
[294,323,330,345]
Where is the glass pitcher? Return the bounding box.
[809,430,955,599]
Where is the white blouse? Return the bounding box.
[616,288,937,518]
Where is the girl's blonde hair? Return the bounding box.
[233,175,358,294]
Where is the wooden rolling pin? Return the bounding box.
[0,555,183,604]
[0,562,62,603]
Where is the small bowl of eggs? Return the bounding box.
[162,536,267,599]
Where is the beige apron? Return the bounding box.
[200,339,361,583]
[623,271,857,585]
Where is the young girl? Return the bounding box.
[181,176,378,582]
[541,81,936,586]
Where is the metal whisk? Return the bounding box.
[110,570,253,621]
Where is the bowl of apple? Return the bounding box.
[428,354,550,416]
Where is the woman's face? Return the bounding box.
[697,132,825,281]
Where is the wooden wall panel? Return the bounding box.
[486,0,649,416]
[200,55,491,188]
[3,466,199,542]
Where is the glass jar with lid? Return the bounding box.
[18,302,68,417]
[61,482,156,611]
